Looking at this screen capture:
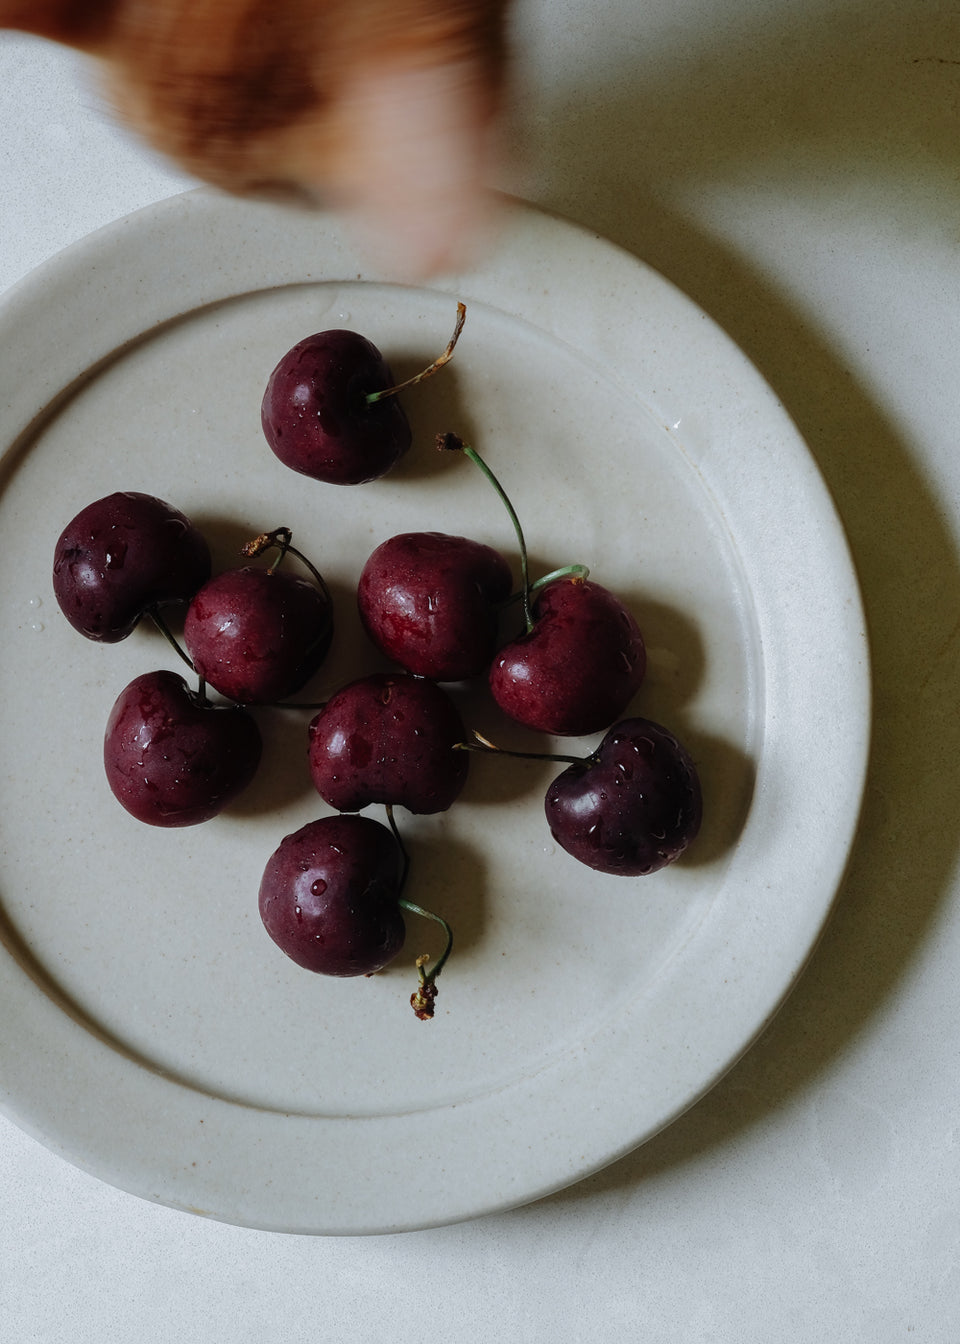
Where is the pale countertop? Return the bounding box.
[3,1,960,1339]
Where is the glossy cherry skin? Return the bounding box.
[545,718,702,875]
[489,578,646,736]
[183,566,334,704]
[259,814,406,976]
[53,491,211,641]
[308,673,469,814]
[261,330,411,485]
[103,670,262,826]
[358,531,512,680]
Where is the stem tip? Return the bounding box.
[410,955,439,1020]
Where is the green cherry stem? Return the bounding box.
[501,563,591,610]
[385,802,412,893]
[384,803,454,1021]
[366,302,467,405]
[147,606,196,673]
[455,728,589,769]
[402,911,455,1021]
[147,609,219,707]
[437,431,535,633]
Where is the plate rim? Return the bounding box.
[0,189,871,1233]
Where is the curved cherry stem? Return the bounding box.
[146,608,214,704]
[437,431,534,633]
[147,606,196,673]
[501,563,591,610]
[366,302,467,405]
[455,728,589,768]
[241,527,335,686]
[384,804,454,1021]
[242,527,332,604]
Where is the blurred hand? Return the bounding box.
[2,0,510,275]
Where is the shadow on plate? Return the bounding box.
[501,0,960,1204]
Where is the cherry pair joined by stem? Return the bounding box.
[79,514,333,828]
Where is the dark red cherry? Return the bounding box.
[261,330,411,485]
[357,531,512,680]
[103,670,262,826]
[308,673,469,813]
[259,814,406,976]
[545,717,702,875]
[53,491,211,641]
[183,566,333,704]
[490,578,646,735]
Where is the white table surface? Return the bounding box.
[2,2,959,1338]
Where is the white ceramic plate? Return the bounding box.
[0,191,868,1234]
